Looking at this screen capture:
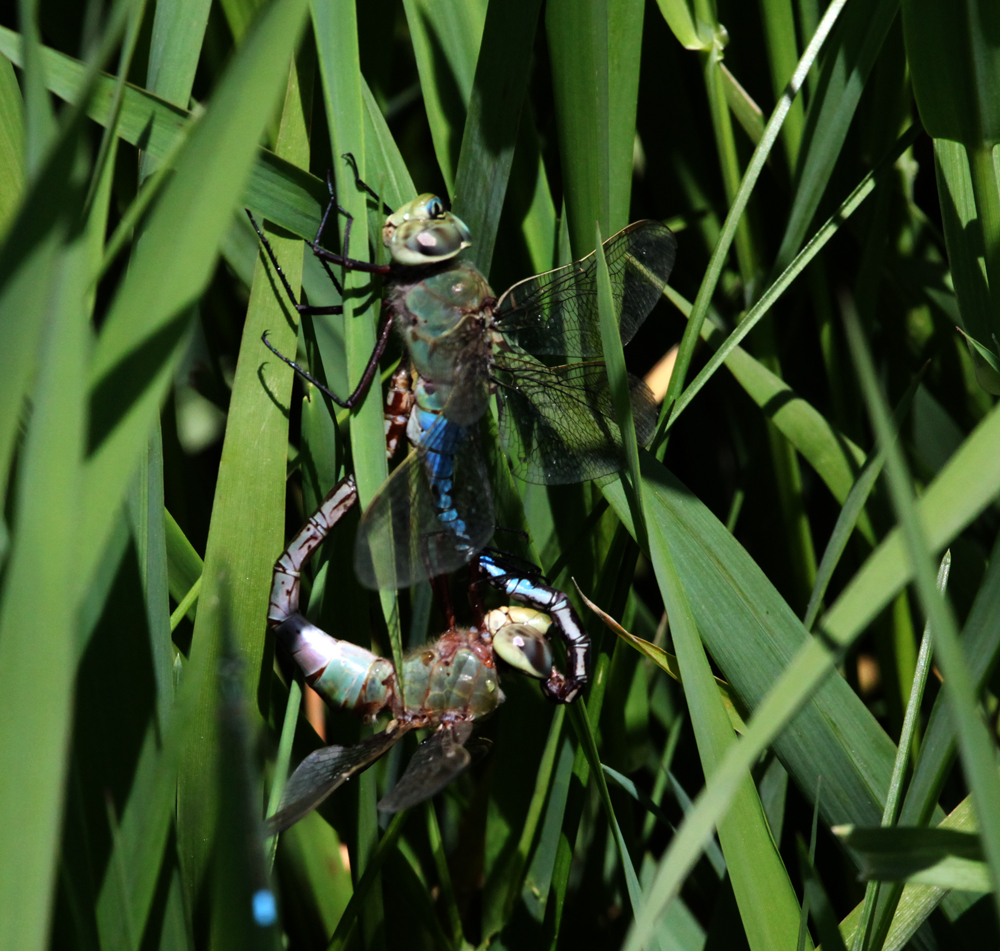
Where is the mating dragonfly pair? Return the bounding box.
[256,160,677,831]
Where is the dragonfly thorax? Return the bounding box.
[390,261,494,423]
[398,627,501,722]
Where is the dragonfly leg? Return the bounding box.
[342,152,394,215]
[245,208,345,317]
[261,308,395,409]
[475,553,589,703]
[268,475,359,627]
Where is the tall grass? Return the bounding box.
[1,0,999,949]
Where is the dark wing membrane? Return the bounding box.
[265,730,401,834]
[491,221,676,358]
[354,421,496,589]
[495,355,657,485]
[377,722,475,813]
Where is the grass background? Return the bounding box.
[2,0,1000,948]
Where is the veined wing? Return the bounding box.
[266,729,403,834]
[354,419,495,589]
[495,354,657,485]
[491,221,676,358]
[420,316,493,429]
[377,722,475,813]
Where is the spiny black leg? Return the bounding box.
[316,170,356,262]
[261,311,395,410]
[246,209,345,318]
[342,152,393,215]
[305,181,391,275]
[261,331,350,407]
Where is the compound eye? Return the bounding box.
[493,625,553,680]
[426,196,444,218]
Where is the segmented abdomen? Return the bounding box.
[274,615,395,717]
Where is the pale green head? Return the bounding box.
[382,194,472,266]
[492,624,553,680]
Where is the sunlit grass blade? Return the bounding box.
[773,0,897,271]
[660,0,848,431]
[638,476,803,950]
[666,123,920,431]
[842,295,1000,918]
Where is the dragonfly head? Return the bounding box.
[492,623,553,680]
[383,194,472,266]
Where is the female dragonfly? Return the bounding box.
[266,475,586,831]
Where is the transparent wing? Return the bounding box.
[265,729,402,834]
[495,355,657,485]
[424,322,493,429]
[492,221,676,357]
[377,722,475,813]
[354,420,495,590]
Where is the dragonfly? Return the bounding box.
[251,161,674,647]
[265,475,583,832]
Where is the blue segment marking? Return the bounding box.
[416,412,474,551]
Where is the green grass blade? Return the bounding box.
[605,456,895,829]
[596,221,645,539]
[81,0,308,613]
[144,0,211,108]
[401,0,485,197]
[452,0,542,275]
[310,1,389,938]
[0,26,327,241]
[0,53,25,239]
[842,298,1000,920]
[175,27,310,905]
[758,0,804,171]
[0,170,88,951]
[661,0,847,432]
[545,0,644,253]
[773,0,898,272]
[802,372,924,632]
[667,288,873,539]
[667,124,919,430]
[623,391,1000,949]
[934,139,997,362]
[637,463,818,949]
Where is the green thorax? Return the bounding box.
[389,260,494,419]
[398,628,500,721]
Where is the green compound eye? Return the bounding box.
[493,624,553,680]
